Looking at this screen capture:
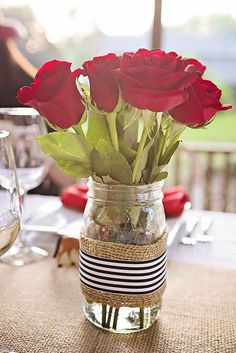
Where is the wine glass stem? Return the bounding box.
[17,188,29,248]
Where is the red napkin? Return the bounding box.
[61,184,88,211]
[163,185,189,217]
[61,183,189,217]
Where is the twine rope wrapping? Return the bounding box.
[80,231,168,261]
[80,231,168,308]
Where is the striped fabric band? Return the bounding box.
[79,249,167,295]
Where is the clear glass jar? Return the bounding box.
[80,179,166,333]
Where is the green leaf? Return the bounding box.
[123,108,140,130]
[56,160,92,177]
[156,112,163,131]
[161,113,172,130]
[106,206,125,224]
[86,111,111,147]
[90,148,108,176]
[159,140,180,165]
[92,173,104,183]
[141,169,150,183]
[101,176,120,184]
[117,106,140,149]
[143,110,156,138]
[37,132,92,166]
[95,208,113,226]
[128,207,140,227]
[132,137,155,183]
[148,162,160,182]
[124,118,139,150]
[91,139,132,184]
[168,117,186,144]
[119,139,136,164]
[146,138,158,171]
[151,171,168,183]
[116,120,137,163]
[132,118,160,184]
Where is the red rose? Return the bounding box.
[169,78,232,126]
[115,48,206,112]
[17,60,85,129]
[83,53,120,112]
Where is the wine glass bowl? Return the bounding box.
[0,108,49,265]
[0,108,48,193]
[0,210,20,257]
[0,130,21,257]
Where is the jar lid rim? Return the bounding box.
[88,177,164,192]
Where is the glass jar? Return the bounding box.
[80,179,166,333]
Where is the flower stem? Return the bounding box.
[112,308,120,330]
[155,134,164,166]
[161,124,171,157]
[132,126,148,183]
[149,121,171,180]
[156,122,171,166]
[102,304,107,327]
[106,112,119,152]
[140,308,144,329]
[106,306,113,328]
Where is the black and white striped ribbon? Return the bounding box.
[79,249,167,295]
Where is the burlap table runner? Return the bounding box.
[0,259,235,353]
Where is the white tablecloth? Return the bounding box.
[24,194,236,269]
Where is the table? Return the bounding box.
[0,194,235,353]
[168,208,236,269]
[24,194,236,269]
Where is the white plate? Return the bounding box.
[23,196,84,237]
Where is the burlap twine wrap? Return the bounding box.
[80,231,168,308]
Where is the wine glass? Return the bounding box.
[0,130,21,256]
[0,131,21,353]
[0,107,49,265]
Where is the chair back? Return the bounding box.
[166,142,236,212]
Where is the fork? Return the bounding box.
[196,216,213,242]
[180,215,199,245]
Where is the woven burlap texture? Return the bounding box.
[80,231,168,261]
[81,282,166,308]
[0,260,235,353]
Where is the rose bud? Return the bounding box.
[17,60,85,129]
[83,53,120,112]
[169,78,232,126]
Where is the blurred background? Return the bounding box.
[0,0,235,141]
[0,0,235,211]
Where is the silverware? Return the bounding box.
[196,216,213,242]
[180,215,199,245]
[167,202,192,247]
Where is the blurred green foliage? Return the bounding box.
[183,110,236,142]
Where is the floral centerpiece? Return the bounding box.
[17,49,231,333]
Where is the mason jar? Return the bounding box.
[80,179,167,333]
